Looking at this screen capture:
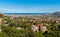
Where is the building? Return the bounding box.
[38,24,47,33]
[0,18,3,32]
[31,25,38,32]
[0,18,3,25]
[31,24,47,33]
[16,27,23,30]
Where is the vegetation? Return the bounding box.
[0,13,60,37]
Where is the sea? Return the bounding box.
[4,13,48,16]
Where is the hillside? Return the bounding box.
[52,12,60,17]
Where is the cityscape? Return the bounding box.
[0,0,60,37]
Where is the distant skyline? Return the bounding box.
[0,0,60,13]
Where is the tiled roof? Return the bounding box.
[38,24,44,27]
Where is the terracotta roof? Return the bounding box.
[38,24,44,27]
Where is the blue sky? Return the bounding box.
[0,0,60,13]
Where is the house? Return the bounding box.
[0,18,3,25]
[31,25,38,32]
[56,20,59,23]
[0,18,3,32]
[38,24,47,33]
[31,24,47,33]
[16,27,23,30]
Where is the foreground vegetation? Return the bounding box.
[0,14,60,37]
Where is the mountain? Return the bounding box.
[52,12,60,17]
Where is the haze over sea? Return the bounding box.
[4,13,49,16]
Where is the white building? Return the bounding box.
[31,25,39,32]
[31,24,47,33]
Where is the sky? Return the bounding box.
[0,0,60,13]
